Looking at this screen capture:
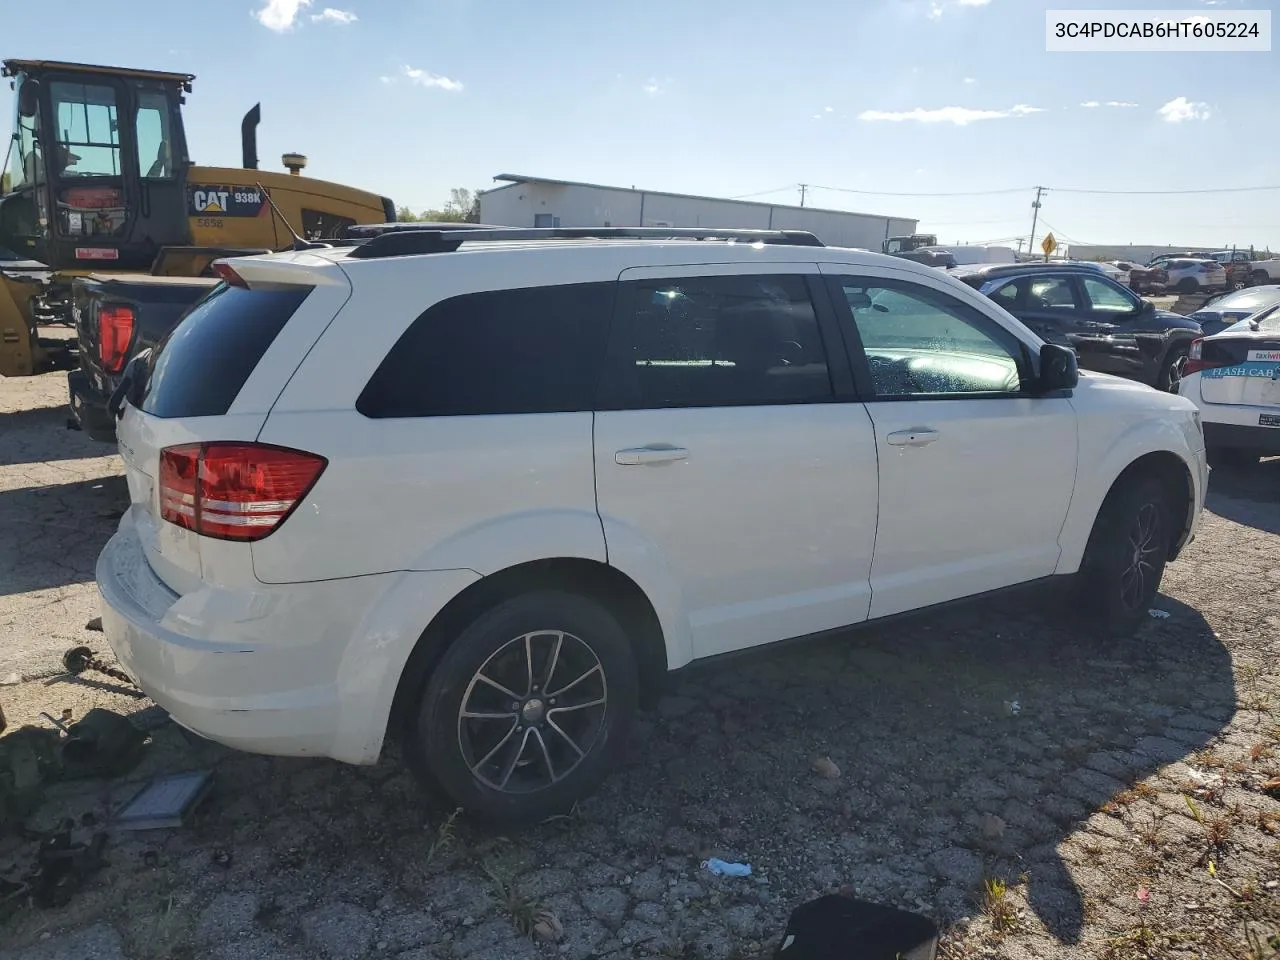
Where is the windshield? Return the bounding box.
[1223,304,1280,334]
[1205,287,1280,313]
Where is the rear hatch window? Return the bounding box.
[141,283,314,418]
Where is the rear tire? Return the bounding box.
[1079,476,1171,635]
[407,589,638,825]
[1251,270,1269,287]
[1176,277,1199,294]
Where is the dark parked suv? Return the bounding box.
[952,263,1202,392]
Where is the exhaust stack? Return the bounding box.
[241,104,261,170]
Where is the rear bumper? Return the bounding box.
[95,514,471,764]
[67,368,118,443]
[1203,421,1280,455]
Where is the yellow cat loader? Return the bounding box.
[0,59,394,432]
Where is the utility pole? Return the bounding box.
[1028,186,1044,256]
[799,184,808,208]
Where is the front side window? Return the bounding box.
[7,86,38,190]
[601,274,833,410]
[50,81,121,177]
[839,278,1024,398]
[1081,276,1137,314]
[357,282,616,418]
[136,89,176,179]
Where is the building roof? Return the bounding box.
[486,173,915,223]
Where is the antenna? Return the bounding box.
[255,180,331,251]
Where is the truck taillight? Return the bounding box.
[1183,338,1230,376]
[98,304,134,373]
[159,442,326,542]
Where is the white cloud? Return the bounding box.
[1105,100,1138,107]
[379,75,392,84]
[312,7,357,23]
[254,0,311,31]
[403,65,464,92]
[925,0,991,17]
[824,106,834,112]
[858,103,1044,125]
[963,77,976,84]
[642,77,664,94]
[1080,101,1100,108]
[1157,96,1210,122]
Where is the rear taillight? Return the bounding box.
[159,442,326,542]
[98,304,134,373]
[1183,337,1231,376]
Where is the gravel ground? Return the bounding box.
[2,371,1279,960]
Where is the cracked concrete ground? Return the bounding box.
[2,371,1279,960]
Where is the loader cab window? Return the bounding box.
[50,81,122,178]
[7,84,40,191]
[136,89,177,179]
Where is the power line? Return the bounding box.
[1052,184,1280,196]
[811,184,1033,197]
[727,185,798,200]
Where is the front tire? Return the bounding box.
[1157,346,1188,393]
[409,589,638,825]
[1080,476,1171,635]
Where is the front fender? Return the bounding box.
[1056,415,1203,574]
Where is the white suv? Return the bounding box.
[97,227,1208,824]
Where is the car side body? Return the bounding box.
[94,234,1209,822]
[952,262,1202,391]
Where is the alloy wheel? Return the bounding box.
[457,630,608,794]
[1118,501,1163,612]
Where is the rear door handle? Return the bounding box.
[615,446,689,465]
[885,428,939,448]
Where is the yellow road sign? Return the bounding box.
[1041,232,1058,256]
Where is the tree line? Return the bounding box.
[396,187,481,224]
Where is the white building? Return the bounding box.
[478,174,917,251]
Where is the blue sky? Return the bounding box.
[5,0,1278,251]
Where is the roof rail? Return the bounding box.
[345,226,825,259]
[338,221,507,240]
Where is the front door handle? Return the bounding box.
[615,446,689,466]
[885,428,939,448]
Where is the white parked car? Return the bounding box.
[1180,301,1280,466]
[1162,258,1229,295]
[97,227,1208,823]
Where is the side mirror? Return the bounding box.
[17,80,39,119]
[1036,343,1078,393]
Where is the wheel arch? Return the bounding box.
[390,558,670,737]
[1085,451,1197,566]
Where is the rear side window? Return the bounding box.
[598,274,833,410]
[357,282,616,418]
[141,283,313,418]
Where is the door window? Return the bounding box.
[136,90,176,179]
[601,274,833,409]
[50,82,122,177]
[1081,276,1138,315]
[838,278,1024,398]
[1026,276,1079,312]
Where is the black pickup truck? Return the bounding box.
[67,274,220,442]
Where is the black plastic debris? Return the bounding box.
[774,893,939,960]
[29,825,109,909]
[84,617,104,632]
[61,709,147,780]
[62,646,132,685]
